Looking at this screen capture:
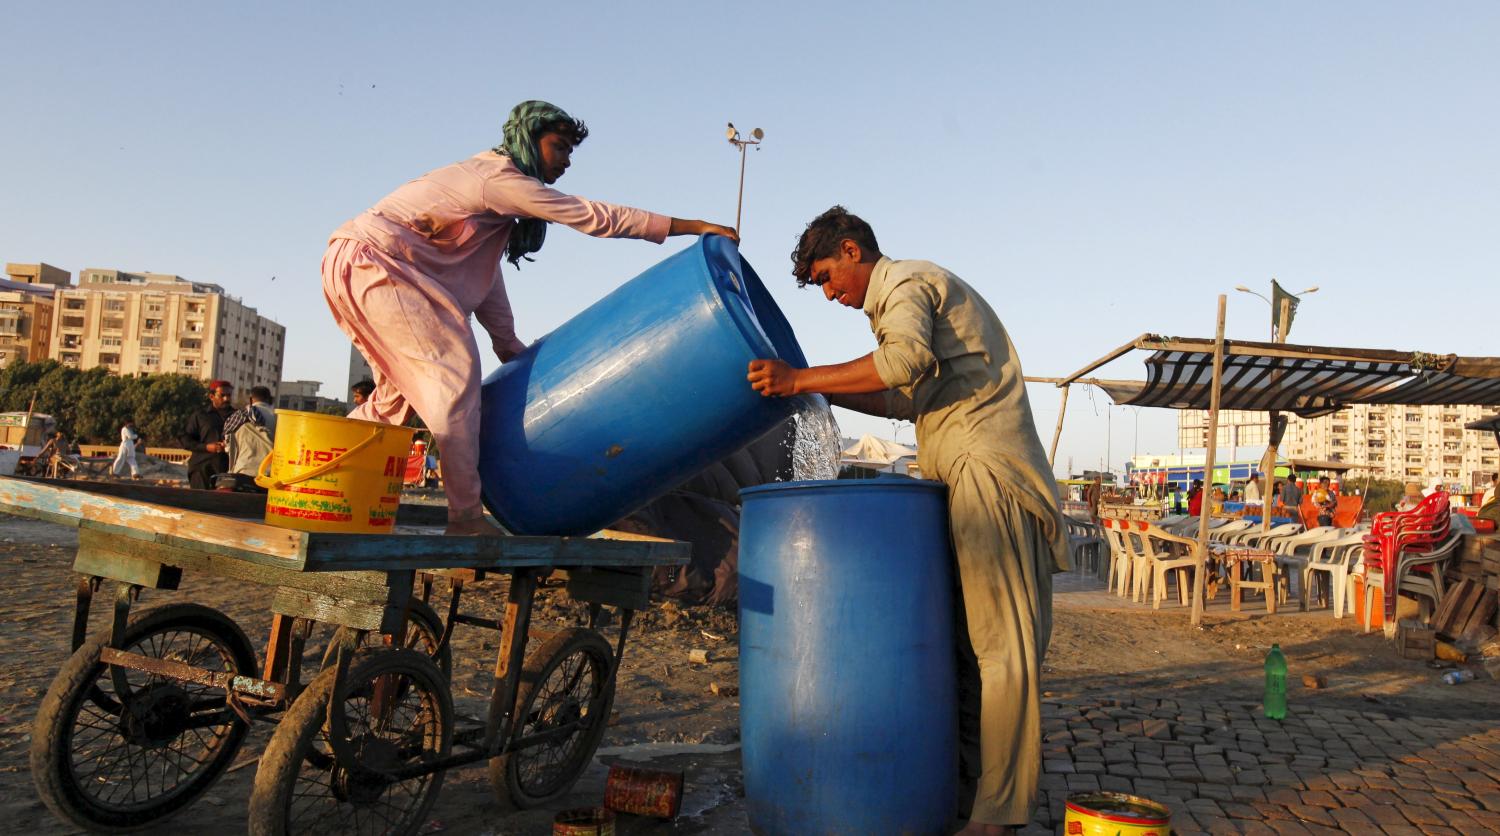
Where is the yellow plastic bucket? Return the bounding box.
[255,410,415,533]
[1063,792,1171,836]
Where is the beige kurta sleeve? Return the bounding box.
[871,276,939,389]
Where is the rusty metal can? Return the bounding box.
[553,807,615,836]
[603,764,685,819]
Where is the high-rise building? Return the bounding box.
[1178,405,1500,487]
[48,269,285,392]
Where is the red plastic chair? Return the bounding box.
[1362,492,1451,620]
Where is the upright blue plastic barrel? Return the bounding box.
[476,235,807,535]
[738,479,956,835]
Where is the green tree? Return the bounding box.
[0,361,207,447]
[128,374,210,447]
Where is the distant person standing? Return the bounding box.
[1188,479,1205,516]
[1244,472,1261,503]
[111,419,141,479]
[181,380,235,489]
[1281,478,1304,516]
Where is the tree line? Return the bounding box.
[0,360,207,446]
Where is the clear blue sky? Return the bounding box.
[4,3,1496,476]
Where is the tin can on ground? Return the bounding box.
[1064,792,1171,835]
[553,807,615,836]
[603,765,685,819]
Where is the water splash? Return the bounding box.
[789,394,842,481]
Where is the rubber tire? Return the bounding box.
[249,648,453,836]
[323,598,452,676]
[488,627,615,810]
[31,603,257,833]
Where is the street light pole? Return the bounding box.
[726,123,764,236]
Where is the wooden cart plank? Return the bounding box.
[1,476,451,525]
[300,533,690,572]
[3,475,690,575]
[271,587,397,633]
[0,477,308,561]
[75,526,393,600]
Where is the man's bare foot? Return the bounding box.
[954,822,1011,836]
[444,516,503,536]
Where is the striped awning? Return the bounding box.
[1101,336,1500,416]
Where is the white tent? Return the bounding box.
[841,434,917,471]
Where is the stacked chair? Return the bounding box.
[1360,491,1463,631]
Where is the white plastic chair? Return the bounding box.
[1301,534,1368,618]
[1139,523,1203,610]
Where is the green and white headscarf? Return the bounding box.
[494,100,578,267]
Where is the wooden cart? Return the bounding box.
[0,476,689,835]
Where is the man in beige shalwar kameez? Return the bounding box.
[748,206,1068,834]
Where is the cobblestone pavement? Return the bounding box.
[1024,694,1500,835]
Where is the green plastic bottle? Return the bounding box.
[1264,644,1288,720]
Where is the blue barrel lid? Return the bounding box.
[740,478,947,499]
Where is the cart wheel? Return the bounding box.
[250,648,452,836]
[30,603,257,833]
[489,627,615,810]
[323,599,452,676]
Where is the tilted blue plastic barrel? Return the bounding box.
[477,235,807,535]
[738,479,956,835]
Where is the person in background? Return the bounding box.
[225,386,278,479]
[1281,477,1304,516]
[1188,479,1205,516]
[33,431,76,478]
[1244,472,1261,503]
[323,100,737,536]
[351,379,375,408]
[181,380,235,489]
[1311,475,1337,526]
[746,206,1065,834]
[1171,483,1185,514]
[1424,478,1445,498]
[1477,474,1499,526]
[1395,481,1424,512]
[111,418,141,479]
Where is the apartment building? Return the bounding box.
[1178,405,1500,486]
[49,269,285,392]
[0,279,57,367]
[1,263,72,367]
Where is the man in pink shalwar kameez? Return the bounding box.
[323,101,736,534]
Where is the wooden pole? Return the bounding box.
[1261,298,1292,532]
[1048,384,1070,468]
[1191,295,1228,628]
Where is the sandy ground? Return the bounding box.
[0,513,1495,834]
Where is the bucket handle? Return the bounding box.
[254,428,389,491]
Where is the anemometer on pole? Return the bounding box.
[726,122,764,236]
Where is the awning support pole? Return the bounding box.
[1048,384,1070,468]
[1262,298,1293,532]
[1191,295,1228,628]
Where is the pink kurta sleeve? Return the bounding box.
[473,263,523,357]
[482,166,671,244]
